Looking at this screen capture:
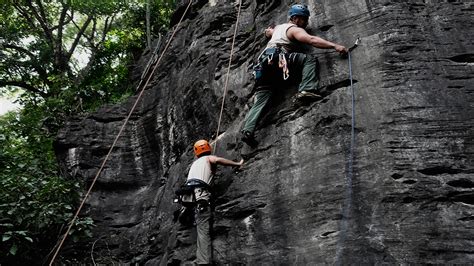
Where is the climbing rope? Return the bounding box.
[212,0,242,154]
[335,37,360,265]
[137,34,162,91]
[48,1,194,264]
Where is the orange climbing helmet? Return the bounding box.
[193,140,212,157]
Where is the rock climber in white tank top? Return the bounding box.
[241,4,348,147]
[185,139,243,265]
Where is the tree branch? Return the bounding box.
[3,44,36,58]
[0,80,48,98]
[55,9,74,32]
[101,15,115,44]
[73,15,115,86]
[12,4,40,35]
[88,18,98,45]
[55,2,70,56]
[3,44,50,83]
[66,15,93,62]
[35,0,49,25]
[25,0,55,48]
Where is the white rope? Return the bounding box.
[213,0,242,154]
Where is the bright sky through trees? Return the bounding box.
[0,97,20,115]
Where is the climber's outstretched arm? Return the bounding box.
[287,27,348,54]
[208,156,244,168]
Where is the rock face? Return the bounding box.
[55,0,474,264]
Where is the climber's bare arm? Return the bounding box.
[287,26,348,54]
[208,156,244,168]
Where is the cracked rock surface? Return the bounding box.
[55,0,473,264]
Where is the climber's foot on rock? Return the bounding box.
[296,90,322,101]
[241,130,258,147]
[294,90,322,106]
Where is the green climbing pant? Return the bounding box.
[242,90,272,134]
[243,51,320,134]
[298,54,320,92]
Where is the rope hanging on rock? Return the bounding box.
[335,37,360,265]
[212,0,242,154]
[48,1,194,264]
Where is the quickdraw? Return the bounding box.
[279,52,289,80]
[267,52,274,64]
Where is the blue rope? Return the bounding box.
[335,47,357,265]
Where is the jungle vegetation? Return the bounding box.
[0,0,175,263]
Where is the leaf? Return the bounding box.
[2,235,11,242]
[9,244,17,255]
[85,230,93,238]
[24,236,33,243]
[15,231,27,236]
[0,223,14,227]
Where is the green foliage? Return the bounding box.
[122,0,176,35]
[0,112,94,264]
[0,0,176,263]
[1,0,176,122]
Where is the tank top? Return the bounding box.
[187,156,213,184]
[266,23,297,52]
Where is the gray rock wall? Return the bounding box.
[55,0,474,264]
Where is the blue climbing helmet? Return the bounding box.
[288,4,310,18]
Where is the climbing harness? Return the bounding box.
[173,179,211,226]
[174,178,211,206]
[335,36,360,265]
[252,46,291,82]
[213,0,242,153]
[48,1,195,265]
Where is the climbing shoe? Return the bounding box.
[292,91,322,107]
[295,90,322,100]
[241,130,257,146]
